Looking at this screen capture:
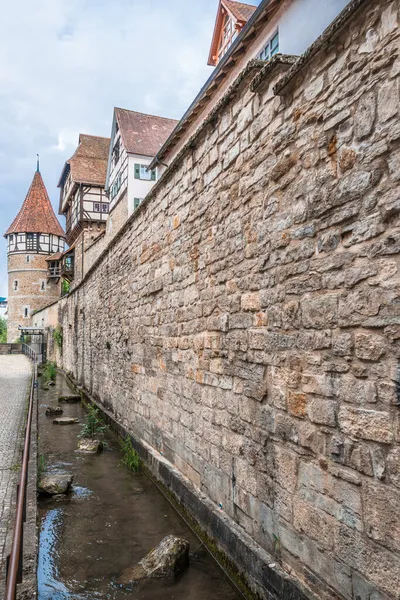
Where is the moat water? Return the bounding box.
[37,373,242,600]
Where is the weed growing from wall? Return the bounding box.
[120,436,141,472]
[38,454,47,481]
[53,326,63,350]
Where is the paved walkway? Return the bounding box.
[0,355,31,592]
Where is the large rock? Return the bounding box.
[45,406,63,416]
[118,535,190,583]
[76,438,103,454]
[38,473,73,495]
[58,395,81,403]
[53,417,79,425]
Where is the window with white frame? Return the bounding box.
[259,30,279,61]
[134,164,156,181]
[133,198,143,210]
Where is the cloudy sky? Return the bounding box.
[0,0,248,298]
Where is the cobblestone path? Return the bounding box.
[0,355,31,592]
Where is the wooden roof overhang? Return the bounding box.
[149,0,282,171]
[208,1,250,67]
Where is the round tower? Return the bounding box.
[4,167,66,342]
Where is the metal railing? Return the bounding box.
[21,343,37,362]
[5,351,37,600]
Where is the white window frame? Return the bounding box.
[259,30,279,61]
[140,165,152,181]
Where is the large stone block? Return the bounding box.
[338,406,393,443]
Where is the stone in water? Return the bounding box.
[45,406,63,416]
[58,395,81,403]
[38,473,73,495]
[53,417,79,425]
[118,535,190,583]
[77,438,103,454]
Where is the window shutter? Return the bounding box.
[151,169,156,181]
[134,164,140,179]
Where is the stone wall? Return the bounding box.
[72,225,107,286]
[37,1,400,597]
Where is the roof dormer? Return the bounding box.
[208,0,257,66]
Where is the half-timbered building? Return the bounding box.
[4,168,65,341]
[58,134,110,284]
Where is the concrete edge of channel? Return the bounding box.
[65,371,317,600]
[17,361,38,600]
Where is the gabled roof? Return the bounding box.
[115,108,179,157]
[5,171,65,238]
[208,0,257,66]
[58,134,110,189]
[225,0,257,21]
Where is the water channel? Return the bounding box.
[37,372,243,600]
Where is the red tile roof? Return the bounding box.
[5,171,65,237]
[46,252,63,261]
[65,134,110,187]
[115,108,179,157]
[224,0,257,22]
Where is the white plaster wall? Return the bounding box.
[253,0,350,58]
[278,0,350,56]
[127,154,157,217]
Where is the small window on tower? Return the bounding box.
[26,255,30,263]
[41,281,45,291]
[14,280,18,291]
[24,307,29,318]
[26,233,38,251]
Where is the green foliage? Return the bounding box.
[79,405,107,439]
[273,533,281,560]
[0,316,7,343]
[38,454,47,480]
[120,436,141,472]
[61,279,70,296]
[43,361,57,383]
[53,325,63,350]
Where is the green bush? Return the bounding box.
[43,361,57,383]
[79,405,107,439]
[0,317,7,343]
[53,326,63,350]
[120,436,141,472]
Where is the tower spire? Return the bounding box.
[36,154,40,172]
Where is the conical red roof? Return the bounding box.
[5,171,65,237]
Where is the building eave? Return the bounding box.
[150,0,281,170]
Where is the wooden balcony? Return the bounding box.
[47,265,61,278]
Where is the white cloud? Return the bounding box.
[0,0,220,296]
